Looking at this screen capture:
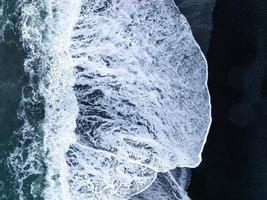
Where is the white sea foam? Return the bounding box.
[9,0,211,199]
[72,0,210,171]
[38,1,82,199]
[131,168,192,200]
[8,0,81,199]
[68,0,211,199]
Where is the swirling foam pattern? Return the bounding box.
[9,0,211,199]
[69,0,210,199]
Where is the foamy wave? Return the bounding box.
[68,0,211,199]
[9,0,211,199]
[66,143,157,200]
[132,168,192,200]
[71,0,210,171]
[8,0,81,199]
[39,1,81,199]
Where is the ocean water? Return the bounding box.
[0,0,211,200]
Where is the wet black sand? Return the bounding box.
[177,0,267,199]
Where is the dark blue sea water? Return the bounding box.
[0,0,26,199]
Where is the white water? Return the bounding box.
[71,0,210,170]
[39,1,81,199]
[8,0,82,199]
[132,168,192,200]
[9,0,211,199]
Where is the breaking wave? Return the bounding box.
[7,0,211,199]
